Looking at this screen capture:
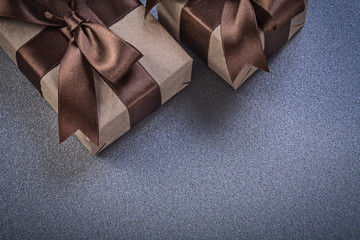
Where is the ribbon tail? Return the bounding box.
[221,0,269,83]
[145,0,161,17]
[58,38,99,145]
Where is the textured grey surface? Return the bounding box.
[0,1,359,239]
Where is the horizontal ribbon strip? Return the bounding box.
[0,0,162,145]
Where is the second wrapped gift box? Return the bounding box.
[148,0,308,89]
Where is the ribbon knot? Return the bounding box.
[64,10,84,32]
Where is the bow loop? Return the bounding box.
[73,21,143,86]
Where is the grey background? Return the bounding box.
[1,0,359,239]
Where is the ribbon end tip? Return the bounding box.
[261,63,270,73]
[59,136,68,144]
[144,6,151,18]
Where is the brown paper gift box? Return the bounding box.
[157,0,308,89]
[0,3,193,154]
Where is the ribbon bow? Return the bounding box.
[145,0,305,82]
[0,0,143,145]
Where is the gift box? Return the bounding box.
[0,0,193,154]
[148,0,308,89]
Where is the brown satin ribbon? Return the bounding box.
[1,0,162,145]
[146,0,305,82]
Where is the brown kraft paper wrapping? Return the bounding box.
[0,5,193,154]
[157,0,308,89]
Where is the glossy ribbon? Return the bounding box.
[146,0,305,82]
[0,0,160,145]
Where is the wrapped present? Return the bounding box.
[0,0,193,154]
[146,0,308,89]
